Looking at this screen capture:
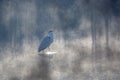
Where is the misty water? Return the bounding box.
[0,0,120,80]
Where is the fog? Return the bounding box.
[0,0,120,80]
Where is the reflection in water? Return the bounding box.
[26,54,51,80]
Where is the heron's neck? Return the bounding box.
[48,32,53,39]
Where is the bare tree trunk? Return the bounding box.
[105,15,112,60]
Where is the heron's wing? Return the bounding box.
[38,37,51,52]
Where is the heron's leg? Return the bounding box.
[43,50,45,54]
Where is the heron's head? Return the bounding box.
[48,31,53,34]
[49,31,53,33]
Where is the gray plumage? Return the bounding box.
[38,31,54,52]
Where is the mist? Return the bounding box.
[0,0,120,80]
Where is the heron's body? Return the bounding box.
[38,31,54,52]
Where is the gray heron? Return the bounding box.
[38,31,54,52]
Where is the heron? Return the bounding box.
[38,31,54,53]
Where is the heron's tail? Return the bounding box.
[38,49,41,52]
